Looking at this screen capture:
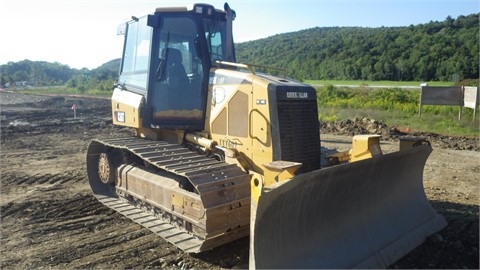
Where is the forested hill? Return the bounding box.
[1,59,120,91]
[236,13,479,82]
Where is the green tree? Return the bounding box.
[236,13,479,81]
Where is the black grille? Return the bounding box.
[277,99,320,173]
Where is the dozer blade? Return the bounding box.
[250,144,446,269]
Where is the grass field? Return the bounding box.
[315,85,479,137]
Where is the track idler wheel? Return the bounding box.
[98,152,116,184]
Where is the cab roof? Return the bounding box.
[155,4,225,15]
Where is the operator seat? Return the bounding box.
[164,48,189,88]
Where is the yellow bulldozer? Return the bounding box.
[87,3,446,268]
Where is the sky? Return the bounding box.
[0,0,478,70]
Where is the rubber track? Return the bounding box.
[88,137,251,253]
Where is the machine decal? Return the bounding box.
[286,91,309,99]
[212,87,226,104]
[219,138,242,149]
[115,111,125,122]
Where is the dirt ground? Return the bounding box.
[1,92,478,269]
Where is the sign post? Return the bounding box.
[71,104,77,119]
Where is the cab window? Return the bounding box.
[119,16,152,91]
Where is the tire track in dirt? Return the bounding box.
[1,190,163,268]
[1,171,85,191]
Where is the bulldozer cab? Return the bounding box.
[117,4,235,130]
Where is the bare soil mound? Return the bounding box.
[321,118,479,151]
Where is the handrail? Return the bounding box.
[215,60,288,75]
[215,61,256,74]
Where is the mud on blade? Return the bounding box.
[250,144,446,269]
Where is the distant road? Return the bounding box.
[309,84,421,89]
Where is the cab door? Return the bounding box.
[148,15,208,130]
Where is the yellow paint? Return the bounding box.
[262,161,301,187]
[328,135,383,163]
[349,135,382,162]
[250,172,264,203]
[111,88,143,128]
